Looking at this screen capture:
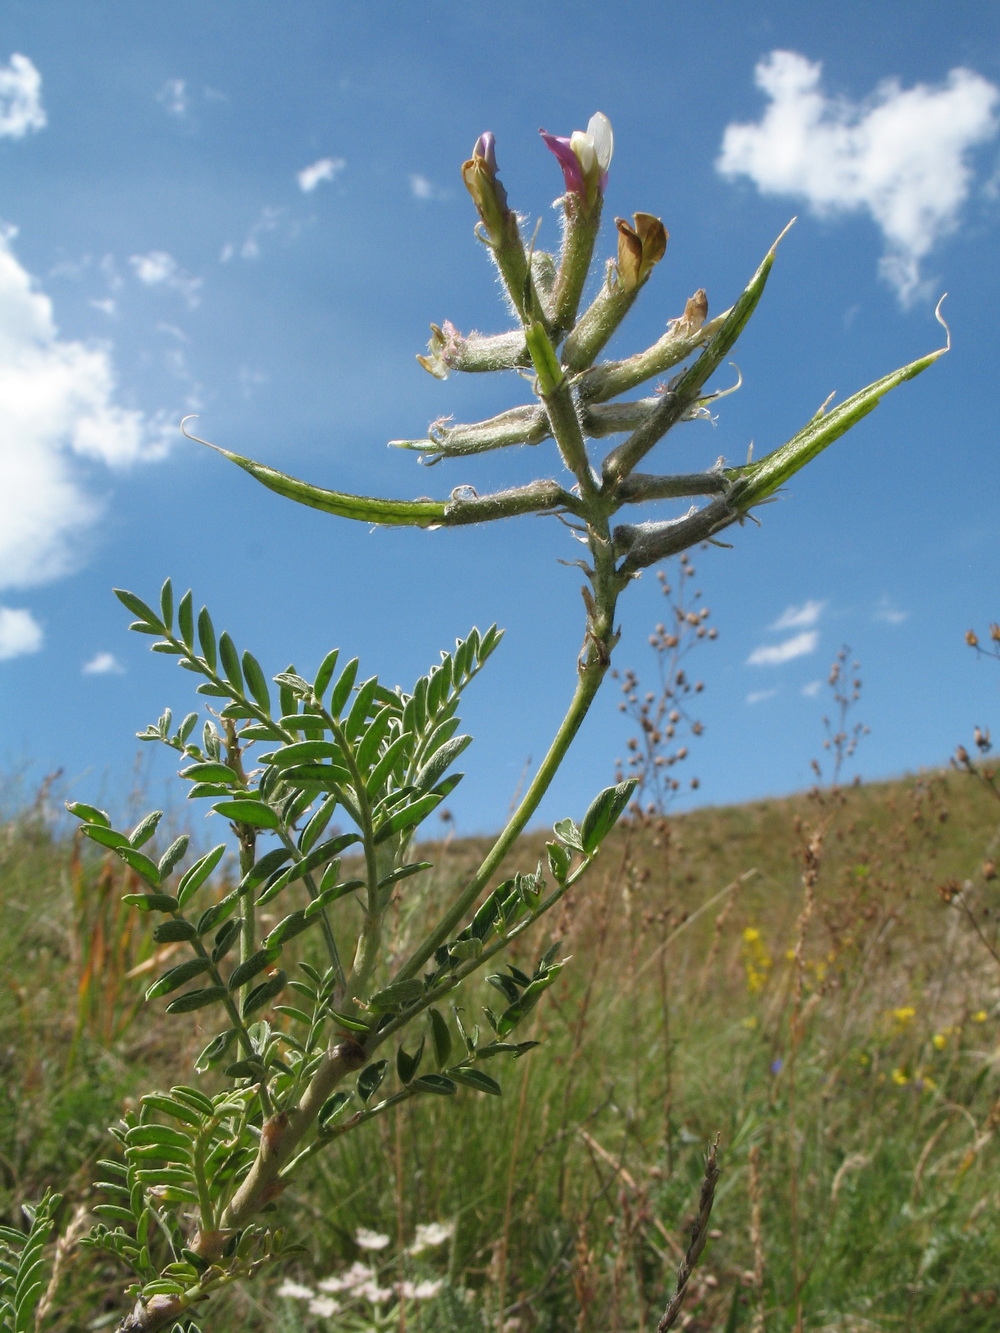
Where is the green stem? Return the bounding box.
[393,606,616,986]
[191,1128,216,1234]
[371,855,595,1051]
[187,937,274,1118]
[275,827,346,989]
[320,713,383,1004]
[237,835,256,969]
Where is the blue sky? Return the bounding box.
[1,1,998,836]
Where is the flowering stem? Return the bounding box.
[397,661,609,981]
[395,511,623,984]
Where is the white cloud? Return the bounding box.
[771,598,826,630]
[801,680,823,698]
[156,78,188,118]
[872,595,909,625]
[0,606,42,659]
[83,650,124,675]
[297,157,346,192]
[747,630,819,666]
[746,688,778,705]
[221,208,312,263]
[0,54,45,139]
[0,226,171,593]
[239,365,268,400]
[717,52,1000,305]
[409,174,450,202]
[236,206,284,260]
[129,251,202,308]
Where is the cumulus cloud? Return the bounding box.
[83,651,124,675]
[747,630,819,666]
[0,606,43,659]
[156,78,188,118]
[0,53,45,139]
[872,595,909,625]
[129,251,202,309]
[717,51,1000,304]
[801,680,823,698]
[297,157,346,192]
[0,226,170,595]
[746,688,778,705]
[771,598,826,630]
[223,206,287,261]
[409,174,450,202]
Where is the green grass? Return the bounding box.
[2,766,998,1331]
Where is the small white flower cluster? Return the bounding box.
[408,1221,454,1254]
[355,1227,392,1251]
[276,1222,455,1321]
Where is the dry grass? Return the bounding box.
[3,757,998,1331]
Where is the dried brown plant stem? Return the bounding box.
[35,1202,89,1329]
[552,846,617,1213]
[394,1105,408,1333]
[496,1029,536,1325]
[748,1144,767,1333]
[655,1137,720,1333]
[787,826,824,1333]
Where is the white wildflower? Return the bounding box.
[355,1226,391,1251]
[319,1261,375,1292]
[276,1279,315,1300]
[357,1279,395,1303]
[308,1294,342,1318]
[396,1277,445,1301]
[408,1220,455,1254]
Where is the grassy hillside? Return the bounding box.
[1,762,998,1331]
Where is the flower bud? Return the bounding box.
[461,131,531,320]
[462,132,510,245]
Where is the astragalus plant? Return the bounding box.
[2,113,946,1333]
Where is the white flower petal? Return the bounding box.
[570,129,596,177]
[587,112,614,170]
